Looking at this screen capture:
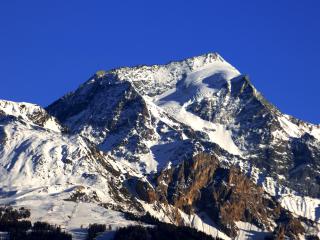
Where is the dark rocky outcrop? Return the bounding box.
[131,152,309,239]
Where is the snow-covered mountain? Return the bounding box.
[1,53,320,239]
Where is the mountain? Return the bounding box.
[1,53,320,239]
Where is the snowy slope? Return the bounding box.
[0,101,152,239]
[0,112,107,193]
[0,101,150,211]
[0,185,137,240]
[116,53,243,156]
[0,100,62,132]
[280,194,320,222]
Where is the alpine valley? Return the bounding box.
[1,53,320,239]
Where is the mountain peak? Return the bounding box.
[182,52,225,65]
[89,52,233,88]
[102,52,239,97]
[160,52,227,71]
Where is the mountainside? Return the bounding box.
[1,53,320,239]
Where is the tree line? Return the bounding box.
[0,206,71,240]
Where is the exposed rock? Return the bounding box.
[153,153,307,238]
[127,177,157,203]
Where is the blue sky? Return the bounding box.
[0,1,319,123]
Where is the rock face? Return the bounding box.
[152,153,306,239]
[1,53,320,239]
[126,177,157,204]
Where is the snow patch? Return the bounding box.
[236,221,271,240]
[280,194,320,222]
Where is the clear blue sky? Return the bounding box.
[0,1,319,123]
